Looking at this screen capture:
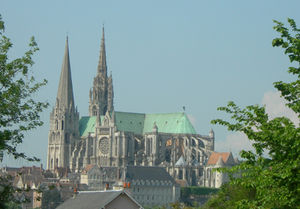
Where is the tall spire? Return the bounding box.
[97,26,107,76]
[56,37,75,110]
[89,28,114,116]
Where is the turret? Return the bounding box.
[209,129,214,138]
[107,72,114,112]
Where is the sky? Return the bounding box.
[1,0,300,167]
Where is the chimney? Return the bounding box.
[73,187,78,199]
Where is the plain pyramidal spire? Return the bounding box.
[97,26,107,75]
[56,37,75,110]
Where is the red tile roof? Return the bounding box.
[207,152,231,165]
[175,179,188,187]
[82,164,96,174]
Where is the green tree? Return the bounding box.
[209,18,300,209]
[203,183,256,209]
[0,14,48,208]
[41,188,61,209]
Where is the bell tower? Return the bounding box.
[47,37,79,171]
[89,27,114,117]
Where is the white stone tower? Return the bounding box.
[47,37,79,171]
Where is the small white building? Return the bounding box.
[80,164,102,190]
[204,152,237,188]
[80,165,119,190]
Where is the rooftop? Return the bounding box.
[56,190,142,209]
[207,152,235,166]
[79,111,196,137]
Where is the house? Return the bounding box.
[56,190,143,209]
[117,166,180,207]
[204,152,238,188]
[80,165,119,190]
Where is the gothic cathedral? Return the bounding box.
[47,28,223,187]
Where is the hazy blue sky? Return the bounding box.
[1,0,300,167]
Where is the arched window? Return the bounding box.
[92,106,97,116]
[51,159,53,169]
[65,133,69,143]
[179,170,183,179]
[55,120,58,130]
[192,139,196,146]
[61,120,64,130]
[56,158,59,167]
[198,140,205,148]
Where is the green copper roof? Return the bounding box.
[79,116,96,137]
[115,112,145,135]
[78,112,196,137]
[143,112,196,134]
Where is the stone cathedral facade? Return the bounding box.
[47,29,227,187]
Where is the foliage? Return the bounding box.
[145,202,198,209]
[0,175,16,208]
[4,202,22,209]
[0,174,31,209]
[181,186,219,197]
[202,183,256,209]
[181,187,219,207]
[210,18,300,209]
[0,14,48,161]
[0,14,48,208]
[41,187,61,209]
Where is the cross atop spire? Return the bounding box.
[97,26,107,76]
[56,37,75,110]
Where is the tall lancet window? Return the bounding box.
[61,120,64,130]
[92,106,97,116]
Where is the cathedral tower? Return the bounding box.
[47,37,79,171]
[89,27,114,116]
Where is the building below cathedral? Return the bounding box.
[47,28,236,191]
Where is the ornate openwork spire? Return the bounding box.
[89,27,114,116]
[97,26,107,76]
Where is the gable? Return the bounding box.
[56,191,121,209]
[56,191,141,209]
[105,193,141,209]
[207,152,234,165]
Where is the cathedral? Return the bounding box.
[47,28,232,188]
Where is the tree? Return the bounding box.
[202,183,256,209]
[41,187,61,209]
[0,14,48,207]
[209,19,300,209]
